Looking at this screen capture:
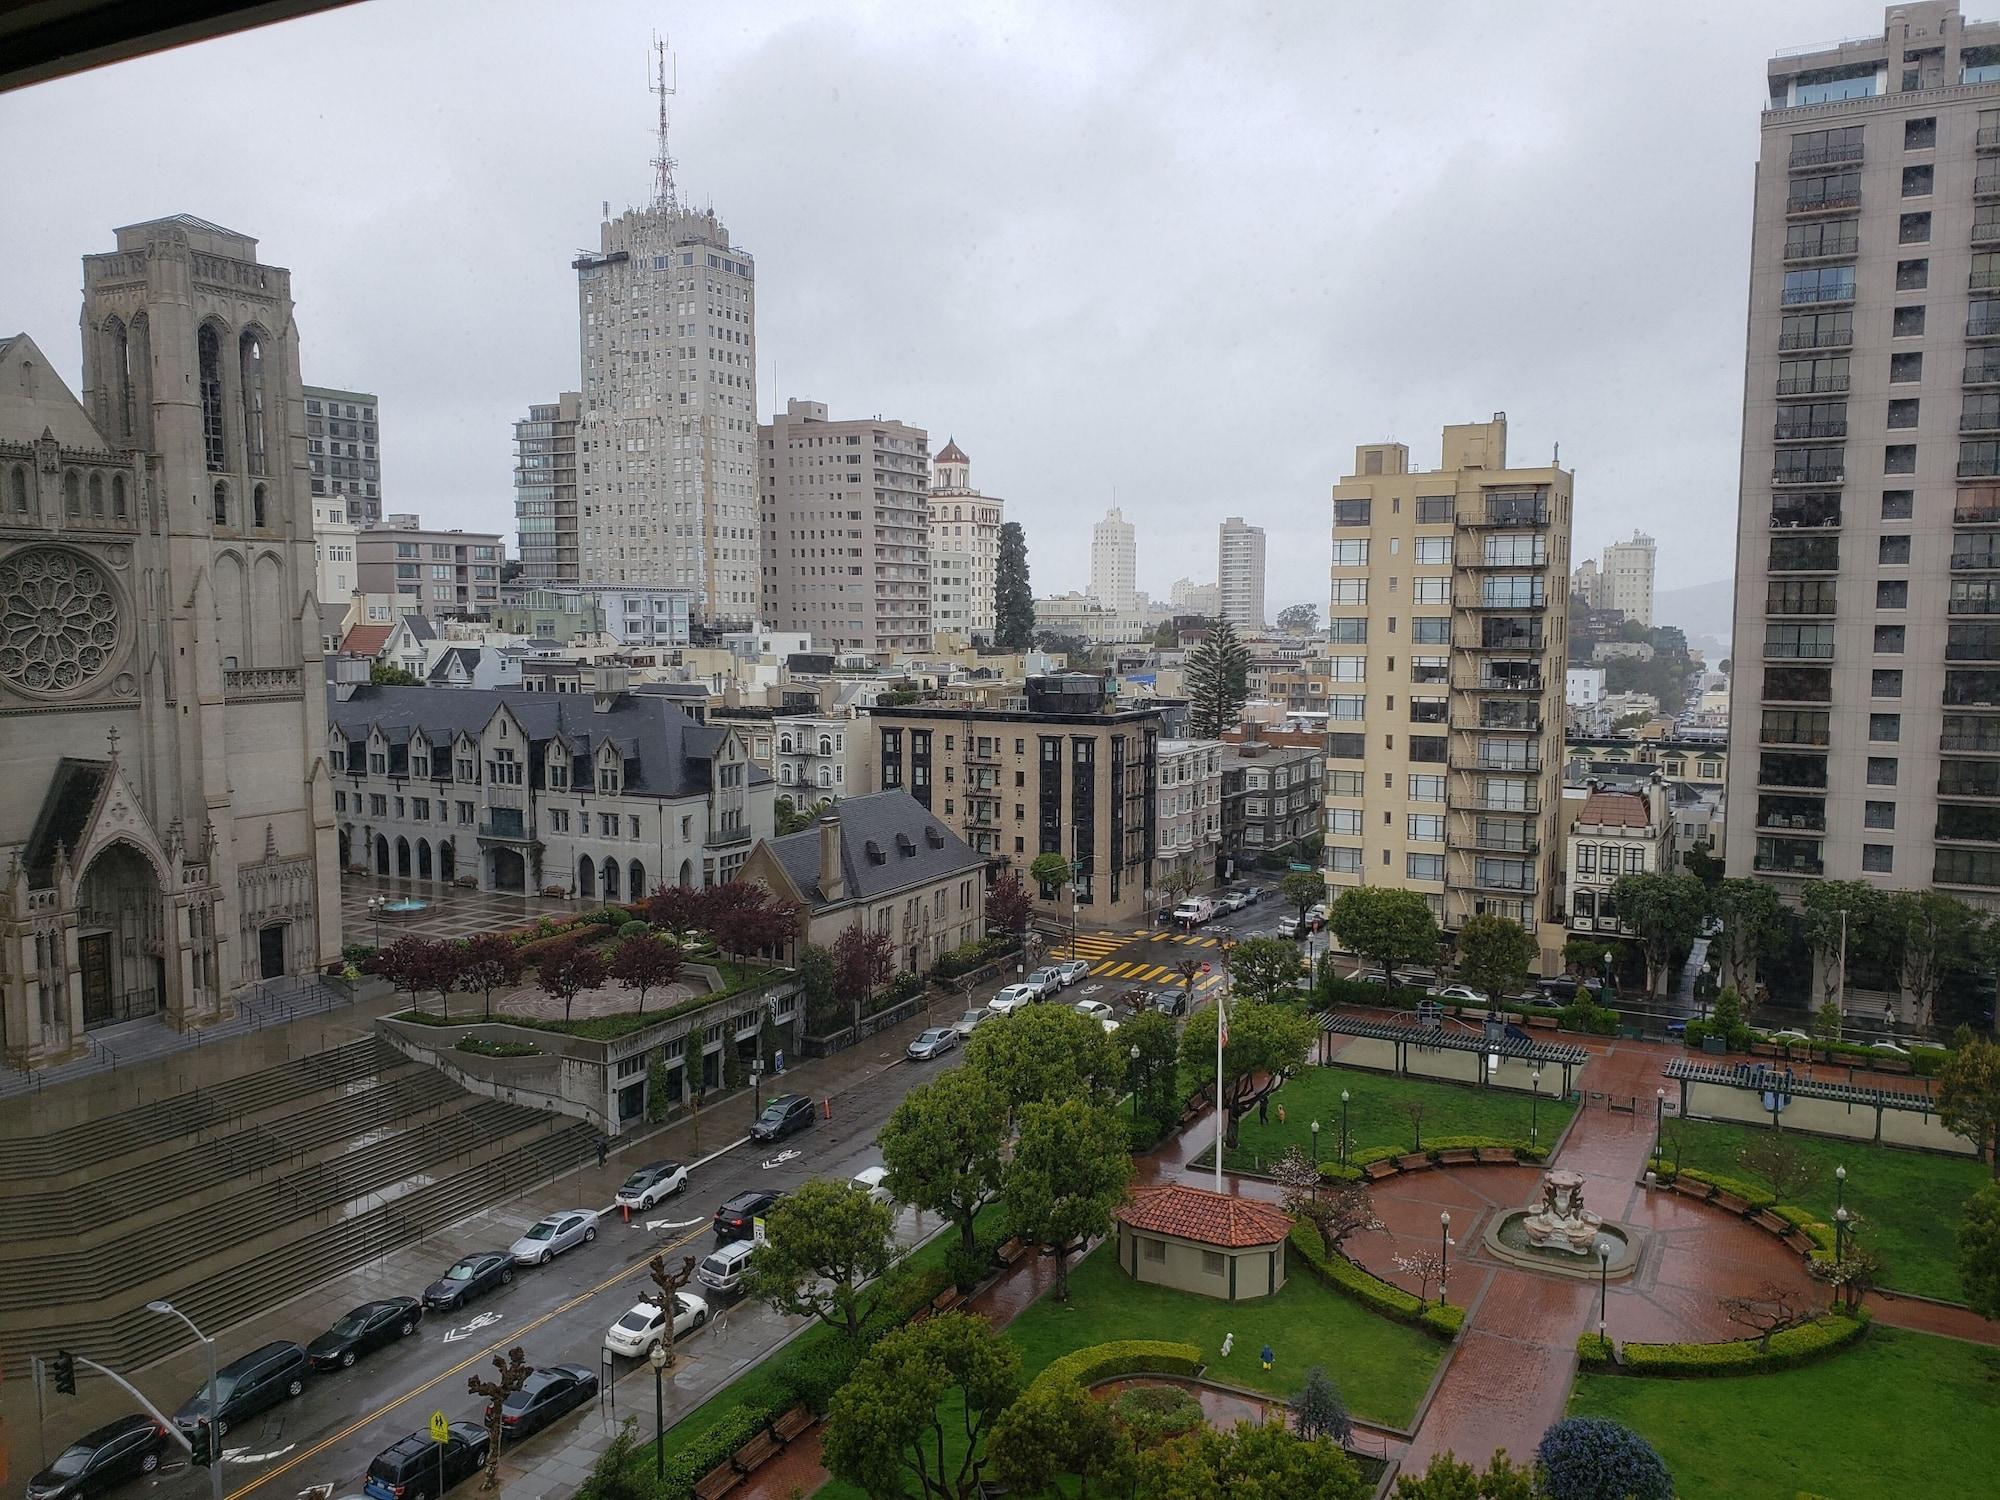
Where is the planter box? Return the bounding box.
[1700,1036,1729,1055]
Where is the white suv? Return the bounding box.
[1053,958,1091,987]
[988,984,1037,1016]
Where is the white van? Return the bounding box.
[696,1239,758,1298]
[1172,896,1215,926]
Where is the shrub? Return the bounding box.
[1611,1310,1869,1376]
[1288,1221,1464,1339]
[453,1036,540,1058]
[658,1403,775,1495]
[1557,999,1620,1035]
[1674,1168,1775,1209]
[777,1336,866,1415]
[1316,1161,1365,1184]
[1114,1384,1204,1442]
[882,970,926,1006]
[1770,1203,1835,1251]
[618,919,652,939]
[1534,1416,1673,1500]
[584,906,628,927]
[341,941,376,967]
[1575,1332,1614,1368]
[1034,1340,1203,1390]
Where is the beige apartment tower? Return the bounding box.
[1091,506,1138,611]
[1728,1,2000,906]
[1218,516,1266,630]
[759,399,931,655]
[1326,416,1572,970]
[929,438,1004,642]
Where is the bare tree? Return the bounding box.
[1737,1135,1816,1203]
[1273,1147,1382,1251]
[467,1346,532,1491]
[1720,1282,1814,1350]
[1404,1098,1428,1152]
[1392,1248,1447,1310]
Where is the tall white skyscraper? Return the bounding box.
[1090,506,1137,611]
[1600,530,1657,628]
[1218,516,1267,630]
[573,43,759,627]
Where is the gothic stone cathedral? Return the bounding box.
[0,215,340,1069]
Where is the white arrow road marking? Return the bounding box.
[298,1485,334,1499]
[760,1149,801,1170]
[224,1442,296,1464]
[443,1311,505,1343]
[646,1216,705,1233]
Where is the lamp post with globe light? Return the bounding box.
[1440,1211,1452,1302]
[1310,1118,1321,1167]
[147,1300,222,1500]
[1595,1237,1613,1344]
[1129,1044,1141,1121]
[1340,1089,1351,1166]
[649,1340,669,1479]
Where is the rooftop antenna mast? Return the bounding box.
[650,32,679,212]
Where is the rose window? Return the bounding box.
[0,549,120,694]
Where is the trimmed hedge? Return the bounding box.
[1660,1166,1776,1210]
[1288,1222,1464,1339]
[1323,1139,1547,1182]
[660,1403,771,1494]
[1576,1332,1614,1367]
[1611,1310,1870,1377]
[1770,1203,1835,1252]
[1033,1339,1203,1391]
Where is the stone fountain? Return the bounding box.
[1521,1169,1602,1256]
[1482,1167,1643,1280]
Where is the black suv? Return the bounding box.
[713,1189,781,1242]
[26,1414,169,1499]
[173,1340,310,1440]
[363,1421,490,1500]
[750,1093,815,1143]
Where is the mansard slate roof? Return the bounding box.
[326,685,769,799]
[763,791,982,908]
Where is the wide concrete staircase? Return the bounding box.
[0,1036,597,1378]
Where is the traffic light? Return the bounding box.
[189,1423,214,1468]
[51,1350,76,1395]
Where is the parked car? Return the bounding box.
[363,1422,490,1500]
[1276,915,1302,939]
[713,1189,781,1242]
[951,1008,987,1038]
[1428,983,1489,1006]
[173,1341,309,1441]
[1053,958,1091,987]
[1218,889,1253,913]
[510,1209,598,1267]
[422,1251,514,1312]
[1074,998,1115,1024]
[603,1294,708,1358]
[1148,989,1188,1018]
[750,1093,816,1143]
[988,984,1037,1016]
[1023,967,1063,998]
[307,1297,423,1371]
[493,1364,599,1442]
[907,1027,959,1061]
[26,1415,169,1500]
[852,1165,892,1204]
[697,1237,760,1295]
[614,1161,689,1211]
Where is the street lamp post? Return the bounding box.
[1594,1237,1612,1344]
[1439,1211,1452,1303]
[1310,1118,1321,1167]
[1835,1204,1851,1262]
[1129,1044,1141,1121]
[648,1340,669,1479]
[147,1300,222,1500]
[1340,1089,1350,1166]
[750,1059,763,1113]
[1530,1069,1541,1145]
[1835,1163,1847,1214]
[367,895,382,951]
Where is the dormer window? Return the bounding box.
[895,833,916,856]
[549,757,568,789]
[864,840,886,865]
[330,745,346,772]
[369,751,386,775]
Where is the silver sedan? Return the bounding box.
[510,1209,599,1266]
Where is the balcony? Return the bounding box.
[1952,547,2000,571]
[1777,326,1853,351]
[1775,374,1849,396]
[1772,463,1844,485]
[1465,587,1548,610]
[1970,316,2000,340]
[1780,283,1854,308]
[1940,770,2000,799]
[1754,852,1826,876]
[1457,869,1539,898]
[709,825,753,848]
[1460,826,1540,856]
[1455,626,1546,653]
[1451,748,1544,775]
[1452,788,1543,816]
[1460,496,1550,528]
[1943,727,2000,753]
[1982,126,2000,152]
[1789,143,1863,170]
[1453,712,1544,734]
[1782,236,1858,263]
[475,821,539,846]
[1978,174,2000,201]
[1771,498,1841,529]
[1966,409,2000,434]
[1774,417,1847,440]
[1786,192,1860,215]
[1967,363,2000,388]
[1455,670,1544,694]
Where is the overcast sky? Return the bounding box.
[0,0,1873,623]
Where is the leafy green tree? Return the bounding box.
[743,1178,900,1342]
[797,942,840,1032]
[1185,620,1251,739]
[1533,1416,1672,1500]
[645,1049,673,1123]
[1133,1419,1367,1500]
[1939,1027,2000,1178]
[1028,851,1071,900]
[1958,1183,2000,1319]
[1230,936,1308,1003]
[964,1002,1123,1110]
[1707,878,1785,996]
[368,661,420,686]
[879,1068,1008,1286]
[1682,839,1724,891]
[774,796,832,836]
[986,1377,1134,1499]
[1290,1366,1352,1446]
[1004,1097,1132,1300]
[994,521,1034,648]
[1607,872,1705,996]
[1890,890,1985,1029]
[1800,880,1883,1013]
[1391,1450,1536,1499]
[820,1312,1022,1500]
[1453,914,1538,1004]
[1813,996,1845,1048]
[1280,870,1327,928]
[1160,865,1201,901]
[1121,1008,1181,1125]
[1180,1000,1316,1147]
[1328,886,1439,987]
[1276,602,1320,635]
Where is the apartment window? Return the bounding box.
[1870,713,1902,742]
[1906,117,1937,149]
[1329,770,1363,796]
[1200,1250,1226,1277]
[1878,580,1910,609]
[367,794,386,817]
[1327,846,1363,873]
[1896,258,1929,292]
[1333,499,1372,526]
[1409,735,1446,764]
[1894,305,1927,336]
[1880,534,1912,564]
[1329,808,1362,835]
[1867,756,1899,786]
[1329,695,1364,720]
[1890,353,1923,384]
[1872,668,1903,696]
[1331,539,1369,566]
[1903,164,1934,197]
[1331,580,1368,605]
[1875,625,1906,653]
[1407,814,1444,842]
[1407,853,1445,882]
[1887,399,1920,430]
[1408,774,1445,801]
[1899,212,1931,245]
[550,809,569,833]
[1577,845,1597,875]
[1881,490,1915,519]
[1328,733,1365,759]
[1411,618,1449,644]
[1329,656,1365,682]
[1861,800,1896,831]
[457,801,474,824]
[1414,537,1452,565]
[1328,618,1367,643]
[1885,444,1917,474]
[1783,266,1855,304]
[1862,844,1894,873]
[1415,495,1454,524]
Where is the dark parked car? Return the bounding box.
[172,1341,310,1440]
[363,1421,490,1500]
[749,1093,815,1143]
[1148,988,1188,1018]
[26,1415,169,1500]
[422,1251,515,1312]
[308,1297,423,1371]
[713,1189,780,1242]
[492,1364,599,1441]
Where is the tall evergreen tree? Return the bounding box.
[994,521,1035,648]
[1185,620,1250,737]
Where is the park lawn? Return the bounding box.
[1659,1118,1989,1301]
[1569,1327,2000,1500]
[1200,1063,1578,1175]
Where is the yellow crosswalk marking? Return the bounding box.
[1198,938,1218,948]
[1149,932,1171,942]
[1101,962,1136,978]
[1198,975,1223,991]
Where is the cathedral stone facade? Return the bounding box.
[0,215,340,1069]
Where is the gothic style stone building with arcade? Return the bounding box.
[0,215,340,1069]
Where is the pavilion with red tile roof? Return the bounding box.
[1113,1183,1292,1300]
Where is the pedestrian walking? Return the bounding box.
[1258,1096,1268,1124]
[1260,1342,1274,1372]
[595,1136,609,1169]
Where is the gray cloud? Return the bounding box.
[0,0,1844,615]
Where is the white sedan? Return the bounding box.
[1428,984,1489,1006]
[603,1293,709,1358]
[1074,998,1116,1024]
[988,984,1038,1016]
[852,1166,893,1204]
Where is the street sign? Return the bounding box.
[752,1216,768,1247]
[429,1410,450,1444]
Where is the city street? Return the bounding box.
[8,1004,975,1500]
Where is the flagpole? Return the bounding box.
[1214,993,1225,1192]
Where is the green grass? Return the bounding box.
[1658,1118,1989,1301]
[1200,1063,1578,1174]
[1569,1327,2000,1500]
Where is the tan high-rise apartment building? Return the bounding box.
[759,399,930,655]
[929,438,1004,641]
[1218,517,1267,630]
[1325,415,1572,969]
[1091,506,1138,611]
[1600,531,1657,628]
[514,391,580,583]
[1728,1,2000,906]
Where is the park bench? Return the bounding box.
[930,1286,967,1316]
[996,1235,1028,1265]
[1397,1153,1433,1171]
[1783,1229,1819,1256]
[1475,1146,1517,1164]
[1364,1159,1400,1180]
[1438,1148,1480,1166]
[1751,1209,1790,1237]
[772,1404,816,1443]
[694,1461,742,1500]
[1526,1014,1559,1030]
[1710,1189,1751,1215]
[732,1429,783,1475]
[1669,1177,1713,1201]
[1873,1057,1914,1075]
